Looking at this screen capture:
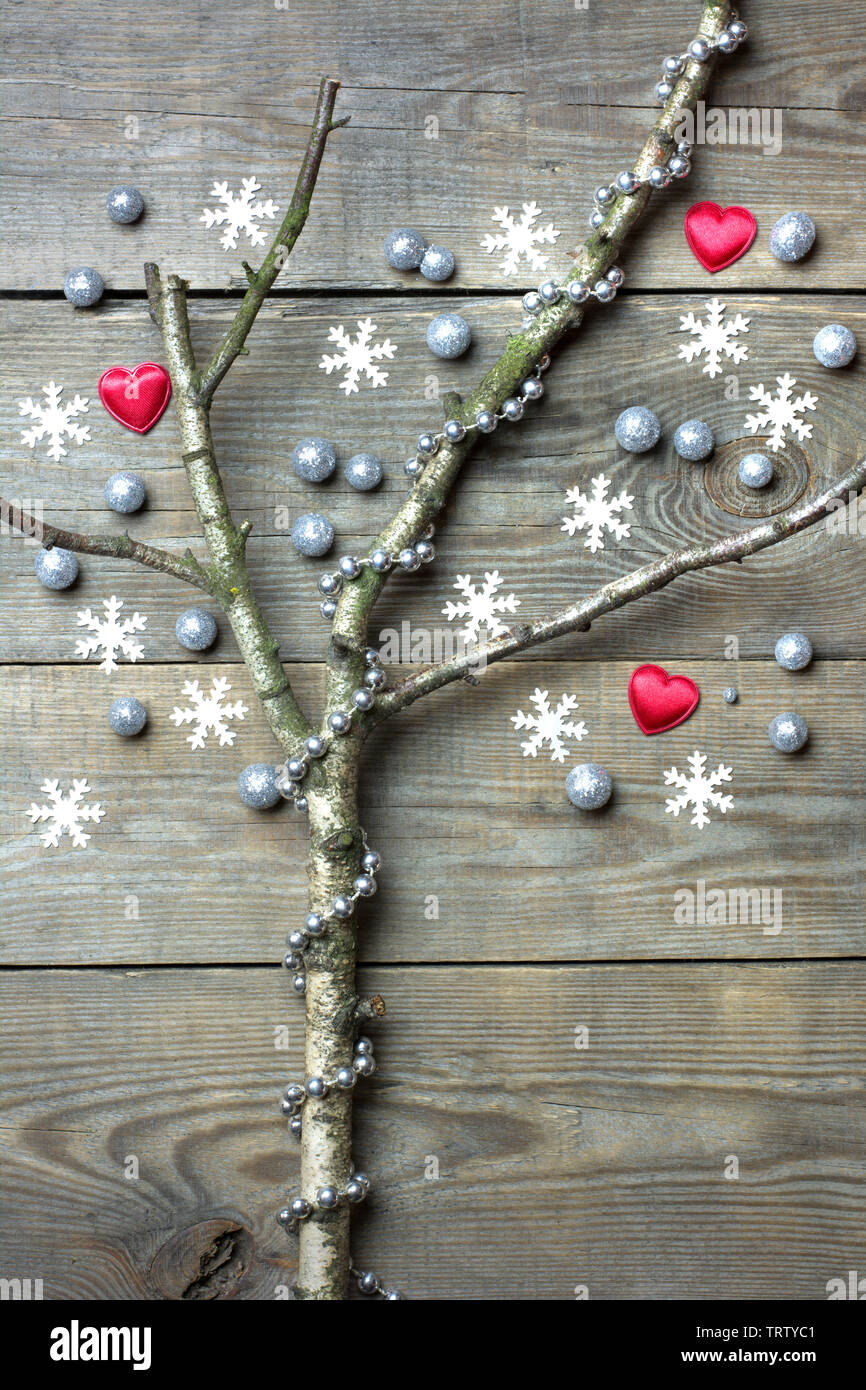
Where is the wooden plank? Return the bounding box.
[0,962,863,1299]
[2,101,864,291]
[3,660,864,965]
[3,0,864,120]
[2,296,865,661]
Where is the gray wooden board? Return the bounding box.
[0,963,863,1300]
[2,660,864,965]
[2,103,863,292]
[2,297,866,663]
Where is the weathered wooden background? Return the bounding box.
[1,0,864,1300]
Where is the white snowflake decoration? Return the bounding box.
[200,176,279,251]
[481,202,561,277]
[75,596,147,674]
[677,297,750,379]
[744,373,818,453]
[561,473,634,553]
[511,689,587,763]
[19,382,91,462]
[319,317,397,395]
[442,571,520,643]
[26,778,105,849]
[663,750,734,830]
[171,677,248,751]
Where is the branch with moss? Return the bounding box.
[371,454,866,721]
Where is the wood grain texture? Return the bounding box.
[0,964,863,1300]
[3,660,864,965]
[2,2,865,290]
[2,103,863,292]
[2,296,865,663]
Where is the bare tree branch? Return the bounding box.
[0,498,214,592]
[329,0,738,660]
[372,457,866,721]
[146,262,312,746]
[194,77,346,405]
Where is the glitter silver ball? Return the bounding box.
[565,763,613,811]
[738,452,774,489]
[384,227,426,270]
[419,245,455,281]
[774,632,813,671]
[614,406,661,454]
[813,323,857,369]
[104,470,147,513]
[34,546,79,589]
[175,607,218,651]
[722,687,738,704]
[426,313,471,360]
[673,419,714,462]
[108,696,147,736]
[291,437,337,482]
[291,512,335,557]
[238,763,282,809]
[106,185,145,223]
[768,712,809,753]
[344,452,383,491]
[63,266,104,307]
[769,211,816,263]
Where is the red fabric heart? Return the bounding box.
[684,202,757,273]
[628,664,700,735]
[98,362,171,434]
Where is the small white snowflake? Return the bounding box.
[663,750,734,830]
[561,473,634,553]
[677,297,750,379]
[511,689,588,762]
[480,202,561,277]
[744,373,818,452]
[26,778,105,849]
[19,382,91,462]
[200,176,279,251]
[319,317,397,395]
[171,676,249,751]
[442,571,520,644]
[75,596,147,674]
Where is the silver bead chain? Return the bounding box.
[281,828,380,995]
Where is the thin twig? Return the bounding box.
[0,498,214,592]
[373,456,866,720]
[194,77,346,405]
